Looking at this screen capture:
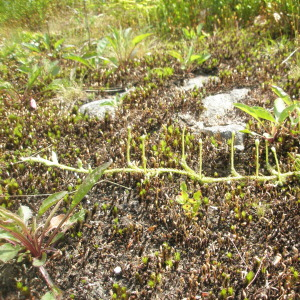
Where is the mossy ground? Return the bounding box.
[0,27,299,299]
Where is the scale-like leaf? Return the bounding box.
[272,85,292,106]
[38,191,68,217]
[51,151,58,164]
[132,33,152,47]
[70,161,112,209]
[0,243,22,262]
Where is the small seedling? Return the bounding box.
[175,182,203,219]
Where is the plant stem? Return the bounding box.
[39,266,62,299]
[230,132,240,177]
[181,126,186,162]
[141,135,147,172]
[271,146,282,183]
[127,126,133,167]
[199,139,203,179]
[255,139,260,177]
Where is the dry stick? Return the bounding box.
[39,266,62,299]
[246,254,267,289]
[227,235,248,269]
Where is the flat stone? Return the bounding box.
[78,87,135,119]
[178,88,250,150]
[200,88,250,126]
[201,124,246,151]
[79,98,117,119]
[182,75,219,91]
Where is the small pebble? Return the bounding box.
[114,266,122,275]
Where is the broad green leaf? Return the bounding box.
[0,229,18,241]
[190,54,202,62]
[43,33,51,50]
[274,98,286,121]
[97,38,108,55]
[22,43,41,53]
[47,62,60,77]
[240,129,260,136]
[17,65,31,74]
[27,67,42,90]
[38,191,68,217]
[271,85,292,106]
[66,208,85,226]
[182,28,191,40]
[0,207,27,232]
[0,243,22,262]
[18,206,32,225]
[82,51,97,60]
[54,38,65,51]
[175,194,186,205]
[70,161,112,209]
[168,50,183,62]
[0,81,13,90]
[290,115,300,127]
[279,103,299,123]
[33,252,47,267]
[186,46,194,63]
[49,232,64,245]
[41,292,56,300]
[196,23,204,36]
[196,53,211,64]
[180,182,188,192]
[63,55,93,69]
[234,103,276,123]
[193,191,202,201]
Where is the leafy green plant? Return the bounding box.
[0,161,111,298]
[21,33,72,59]
[100,26,153,68]
[0,57,61,106]
[234,86,300,141]
[168,24,210,72]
